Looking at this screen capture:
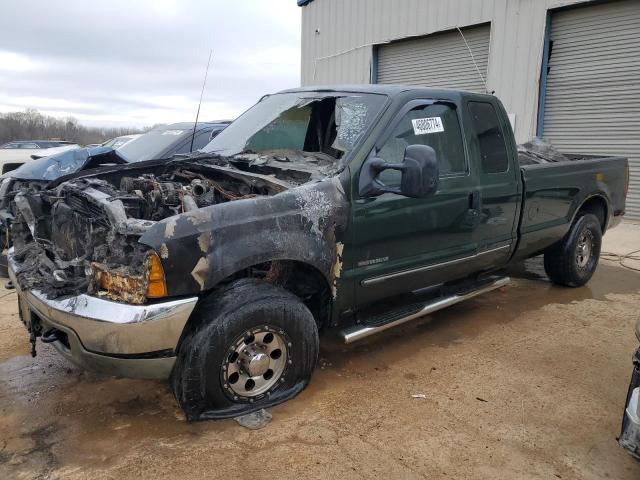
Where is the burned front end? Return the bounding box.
[7,88,372,389]
[11,163,284,303]
[7,159,293,377]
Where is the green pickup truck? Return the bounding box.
[7,85,628,420]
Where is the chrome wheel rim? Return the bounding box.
[222,325,289,400]
[576,232,593,268]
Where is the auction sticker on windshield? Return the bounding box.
[412,117,444,135]
[161,130,185,136]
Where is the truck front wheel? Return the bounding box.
[543,213,602,287]
[171,278,319,421]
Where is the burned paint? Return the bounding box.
[164,218,177,238]
[190,257,210,291]
[295,185,334,237]
[197,232,213,254]
[332,242,344,299]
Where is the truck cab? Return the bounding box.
[340,88,520,309]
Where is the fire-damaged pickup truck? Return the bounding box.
[5,86,628,420]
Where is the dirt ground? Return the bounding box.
[1,239,640,479]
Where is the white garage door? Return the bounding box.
[543,0,640,219]
[376,24,491,94]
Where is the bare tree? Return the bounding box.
[0,109,147,145]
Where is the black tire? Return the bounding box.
[171,278,319,421]
[543,213,602,287]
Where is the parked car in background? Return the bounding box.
[114,121,229,163]
[0,140,75,149]
[0,141,80,174]
[619,319,640,460]
[4,85,628,420]
[101,134,142,149]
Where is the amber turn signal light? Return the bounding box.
[146,252,168,298]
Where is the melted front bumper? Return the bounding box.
[9,255,198,379]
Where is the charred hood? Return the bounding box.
[9,151,348,303]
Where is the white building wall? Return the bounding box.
[300,0,596,143]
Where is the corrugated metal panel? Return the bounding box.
[543,0,640,219]
[376,25,490,93]
[300,0,593,143]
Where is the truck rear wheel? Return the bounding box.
[171,278,319,421]
[543,213,602,287]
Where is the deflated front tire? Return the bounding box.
[170,278,319,421]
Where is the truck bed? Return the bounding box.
[515,154,628,259]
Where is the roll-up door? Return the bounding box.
[542,0,640,219]
[376,24,490,94]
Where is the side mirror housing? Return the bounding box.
[400,144,439,198]
[358,144,439,198]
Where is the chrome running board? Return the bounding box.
[340,276,510,344]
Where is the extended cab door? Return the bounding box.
[465,101,520,267]
[346,100,482,308]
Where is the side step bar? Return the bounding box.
[340,276,510,344]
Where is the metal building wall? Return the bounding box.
[541,0,640,218]
[300,0,593,143]
[376,24,491,93]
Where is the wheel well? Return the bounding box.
[577,196,608,232]
[211,260,332,330]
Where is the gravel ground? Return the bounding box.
[1,250,639,479]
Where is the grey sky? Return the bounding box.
[0,0,301,128]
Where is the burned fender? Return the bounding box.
[139,176,349,298]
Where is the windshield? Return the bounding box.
[202,92,387,163]
[103,136,134,148]
[117,128,189,162]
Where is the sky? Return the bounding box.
[0,0,301,128]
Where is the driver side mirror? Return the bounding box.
[358,144,439,198]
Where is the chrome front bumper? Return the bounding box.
[9,259,198,379]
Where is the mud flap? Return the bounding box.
[618,348,640,460]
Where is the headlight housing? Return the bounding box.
[91,251,167,303]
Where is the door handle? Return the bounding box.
[469,190,480,210]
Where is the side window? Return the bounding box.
[468,102,509,174]
[192,131,213,151]
[376,103,466,187]
[173,132,210,155]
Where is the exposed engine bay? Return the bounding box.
[9,161,290,303]
[98,168,264,221]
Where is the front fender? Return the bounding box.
[139,178,348,297]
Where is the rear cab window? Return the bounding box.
[467,101,509,174]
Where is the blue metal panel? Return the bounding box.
[536,11,552,137]
[371,45,379,84]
